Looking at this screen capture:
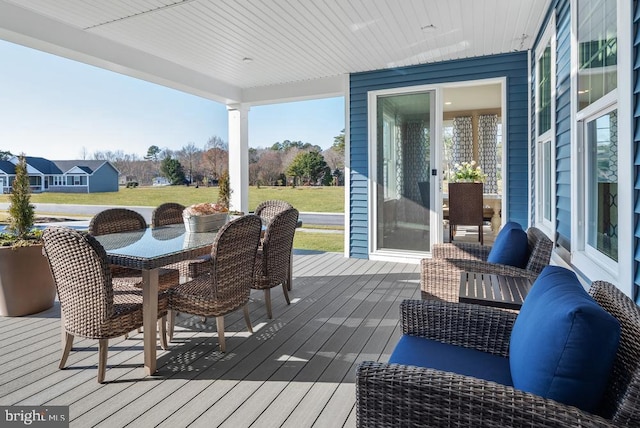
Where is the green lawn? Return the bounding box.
[0,185,346,252]
[294,230,344,253]
[0,185,345,213]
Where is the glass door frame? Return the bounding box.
[367,84,442,262]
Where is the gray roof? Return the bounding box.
[0,160,15,174]
[25,156,63,174]
[51,160,109,174]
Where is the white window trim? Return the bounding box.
[534,15,557,238]
[569,0,633,295]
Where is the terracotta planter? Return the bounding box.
[0,244,56,317]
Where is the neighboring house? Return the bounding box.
[3,156,119,193]
[152,176,170,186]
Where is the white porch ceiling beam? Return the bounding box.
[0,0,242,105]
[242,75,348,106]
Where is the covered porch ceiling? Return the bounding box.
[0,0,551,106]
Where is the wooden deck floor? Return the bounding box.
[0,252,421,427]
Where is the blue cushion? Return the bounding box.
[509,266,621,412]
[487,222,528,268]
[390,335,513,386]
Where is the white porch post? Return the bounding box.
[227,104,250,214]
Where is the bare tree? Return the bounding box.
[256,150,283,185]
[323,147,344,170]
[203,135,228,182]
[176,142,201,184]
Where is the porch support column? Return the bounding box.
[227,104,250,214]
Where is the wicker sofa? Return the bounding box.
[421,226,553,302]
[356,279,640,427]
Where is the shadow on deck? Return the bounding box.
[0,252,420,427]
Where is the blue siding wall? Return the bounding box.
[633,0,640,297]
[349,53,530,258]
[89,163,119,192]
[555,0,572,251]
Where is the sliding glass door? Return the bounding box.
[373,90,436,255]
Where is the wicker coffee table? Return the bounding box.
[459,271,533,310]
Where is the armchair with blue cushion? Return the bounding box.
[356,267,640,427]
[421,223,553,302]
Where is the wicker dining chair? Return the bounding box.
[252,207,299,319]
[42,226,169,383]
[151,202,186,227]
[254,199,293,226]
[254,199,295,291]
[88,208,179,291]
[421,227,553,302]
[168,215,262,352]
[151,202,211,281]
[356,280,640,427]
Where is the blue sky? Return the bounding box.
[0,39,344,160]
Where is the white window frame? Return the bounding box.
[367,83,441,263]
[534,17,556,237]
[570,0,632,293]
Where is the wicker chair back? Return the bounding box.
[152,202,186,227]
[89,208,146,236]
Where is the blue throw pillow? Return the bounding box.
[487,222,528,268]
[509,266,621,412]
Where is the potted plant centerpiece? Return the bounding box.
[0,155,56,316]
[452,161,486,183]
[182,170,233,232]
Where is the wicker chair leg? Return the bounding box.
[243,305,253,333]
[264,289,273,319]
[216,316,226,353]
[287,253,293,291]
[158,317,168,350]
[59,332,74,369]
[282,282,291,305]
[97,338,108,383]
[168,310,175,341]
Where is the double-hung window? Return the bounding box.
[535,19,556,234]
[574,0,620,274]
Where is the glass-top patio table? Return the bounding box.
[94,224,217,375]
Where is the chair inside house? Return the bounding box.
[88,208,179,291]
[356,269,640,427]
[447,182,484,245]
[167,215,262,352]
[151,202,211,281]
[42,226,169,383]
[421,224,553,302]
[252,207,299,319]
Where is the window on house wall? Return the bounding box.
[576,0,618,266]
[577,0,617,110]
[535,22,555,231]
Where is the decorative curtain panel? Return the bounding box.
[403,121,430,205]
[452,116,473,167]
[395,121,404,198]
[478,114,498,194]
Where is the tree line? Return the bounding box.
[4,129,345,187]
